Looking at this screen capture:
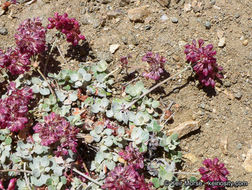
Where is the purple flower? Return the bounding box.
[47,12,85,46]
[102,165,152,190]
[0,82,33,132]
[199,158,229,190]
[15,17,47,55]
[142,52,166,81]
[0,178,17,190]
[33,112,79,156]
[118,143,144,169]
[0,48,31,75]
[184,39,223,87]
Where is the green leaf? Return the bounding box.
[96,60,108,72]
[69,92,78,101]
[70,73,80,82]
[56,90,67,102]
[152,100,160,108]
[152,178,160,188]
[4,136,12,145]
[31,77,42,84]
[40,88,50,95]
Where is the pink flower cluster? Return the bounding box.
[0,178,17,190]
[102,165,152,190]
[0,82,33,132]
[47,13,85,46]
[0,17,46,75]
[33,112,79,156]
[15,17,47,55]
[142,52,166,81]
[199,158,229,190]
[118,143,144,169]
[184,39,223,87]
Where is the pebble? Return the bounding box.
[121,36,128,45]
[224,81,231,87]
[156,0,171,7]
[171,17,178,23]
[0,27,8,35]
[160,14,168,22]
[210,0,216,5]
[205,21,211,29]
[172,54,180,62]
[167,120,200,138]
[184,153,198,163]
[236,143,243,150]
[107,10,122,19]
[184,3,192,12]
[218,37,226,47]
[127,6,150,23]
[97,51,113,63]
[242,147,252,172]
[220,135,228,155]
[242,40,248,46]
[109,44,120,54]
[248,51,252,61]
[234,92,242,100]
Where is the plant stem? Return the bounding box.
[126,66,191,109]
[103,66,121,81]
[172,171,200,175]
[0,169,32,174]
[24,163,32,190]
[72,168,102,186]
[37,68,56,98]
[44,38,57,75]
[57,45,67,64]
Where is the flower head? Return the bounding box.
[15,17,47,55]
[199,158,229,190]
[33,112,79,156]
[47,12,85,46]
[119,143,144,169]
[102,165,152,190]
[0,48,31,75]
[0,82,33,132]
[142,52,166,81]
[184,39,223,87]
[0,178,17,190]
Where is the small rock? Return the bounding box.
[119,0,130,7]
[217,30,224,39]
[218,37,226,48]
[109,44,120,54]
[155,0,171,7]
[0,27,8,35]
[128,6,150,23]
[242,40,248,46]
[184,153,198,163]
[234,92,242,100]
[97,51,113,63]
[145,25,151,30]
[210,0,216,5]
[224,81,231,87]
[248,51,252,61]
[242,147,252,173]
[167,120,200,138]
[205,21,211,29]
[121,36,128,44]
[107,10,122,19]
[160,14,168,22]
[220,135,228,155]
[171,17,178,23]
[236,143,242,150]
[184,3,192,12]
[172,54,180,62]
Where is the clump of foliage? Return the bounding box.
[33,112,79,156]
[0,10,228,190]
[0,82,33,132]
[199,158,229,190]
[142,52,166,81]
[184,39,223,87]
[47,12,85,46]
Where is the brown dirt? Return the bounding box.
[0,0,251,189]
